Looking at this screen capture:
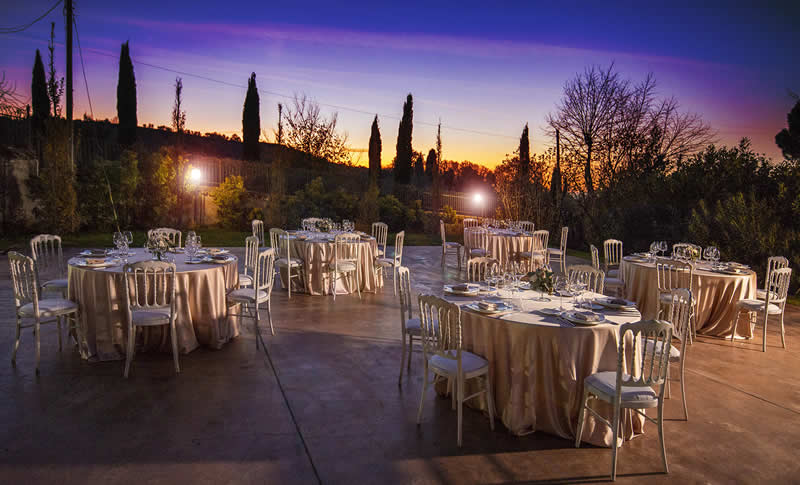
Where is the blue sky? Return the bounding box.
[1,1,797,166]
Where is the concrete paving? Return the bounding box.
[1,246,798,484]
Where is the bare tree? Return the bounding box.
[171,77,186,133]
[282,93,350,164]
[0,72,27,118]
[47,22,64,118]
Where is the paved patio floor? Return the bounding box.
[1,246,798,484]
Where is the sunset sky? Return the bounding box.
[1,1,797,168]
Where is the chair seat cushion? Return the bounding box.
[328,261,358,272]
[605,277,624,287]
[377,248,385,257]
[518,251,546,261]
[585,371,658,404]
[445,242,462,248]
[228,288,270,303]
[19,298,78,318]
[405,317,421,334]
[645,339,681,361]
[429,350,488,376]
[547,248,563,256]
[276,257,303,267]
[607,269,620,278]
[470,248,488,257]
[756,289,779,301]
[42,278,68,289]
[375,257,396,268]
[737,299,782,314]
[131,308,172,326]
[239,273,253,286]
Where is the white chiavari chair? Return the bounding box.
[732,267,792,352]
[30,234,68,297]
[122,260,179,378]
[603,239,625,297]
[518,221,534,232]
[547,226,569,274]
[252,219,265,246]
[462,217,478,229]
[372,222,388,257]
[239,235,259,288]
[466,257,499,282]
[328,233,362,301]
[464,227,489,260]
[227,248,277,346]
[672,242,701,258]
[270,228,305,299]
[517,230,549,272]
[397,266,420,384]
[440,220,463,270]
[376,231,404,295]
[567,264,605,294]
[576,319,673,481]
[301,217,322,231]
[9,252,80,374]
[655,260,695,342]
[590,244,600,270]
[655,288,692,420]
[416,294,495,447]
[148,228,182,248]
[757,256,789,301]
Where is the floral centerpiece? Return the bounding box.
[145,232,172,261]
[315,218,333,233]
[687,246,701,262]
[525,267,554,294]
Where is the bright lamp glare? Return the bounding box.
[473,193,483,204]
[190,168,202,183]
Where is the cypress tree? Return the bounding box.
[117,41,137,147]
[394,93,413,184]
[432,122,442,211]
[519,123,531,177]
[425,148,436,180]
[551,128,562,202]
[368,115,382,186]
[31,49,50,125]
[242,73,260,161]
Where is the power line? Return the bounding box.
[0,0,63,34]
[72,15,93,118]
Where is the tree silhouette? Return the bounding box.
[368,115,381,186]
[31,49,50,124]
[776,100,800,161]
[116,41,137,147]
[46,23,64,118]
[242,73,260,161]
[394,93,413,184]
[171,77,186,134]
[519,123,531,177]
[550,128,562,201]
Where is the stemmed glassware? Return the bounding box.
[554,275,567,311]
[703,246,720,265]
[185,232,199,262]
[112,232,125,257]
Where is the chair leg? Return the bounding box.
[393,265,398,296]
[254,302,261,348]
[457,372,464,447]
[57,316,63,351]
[658,400,669,474]
[762,313,768,353]
[731,311,740,343]
[485,372,495,431]
[11,317,22,365]
[267,298,275,335]
[124,326,135,378]
[610,403,621,481]
[575,390,588,448]
[780,311,786,349]
[406,334,413,371]
[680,360,688,421]
[287,269,292,300]
[34,320,41,375]
[398,332,407,385]
[332,271,337,301]
[416,362,429,424]
[171,320,180,374]
[666,365,671,399]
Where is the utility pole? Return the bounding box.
[65,0,74,168]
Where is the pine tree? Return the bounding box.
[368,115,381,187]
[242,73,260,161]
[394,93,413,184]
[117,41,137,147]
[31,49,50,123]
[432,122,442,212]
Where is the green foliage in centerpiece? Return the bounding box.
[525,267,554,294]
[145,232,173,260]
[315,218,333,233]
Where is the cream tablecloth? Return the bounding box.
[467,229,533,267]
[280,233,382,295]
[621,257,757,338]
[68,248,240,362]
[439,290,644,447]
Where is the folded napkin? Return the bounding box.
[85,258,106,265]
[207,248,223,254]
[82,249,106,257]
[609,297,631,306]
[572,311,601,322]
[451,283,476,292]
[210,254,230,261]
[478,301,499,310]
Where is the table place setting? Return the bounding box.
[464,298,515,316]
[72,256,122,268]
[444,283,482,296]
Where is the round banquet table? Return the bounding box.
[439,290,645,447]
[620,257,757,338]
[67,248,240,362]
[280,231,383,296]
[468,229,534,267]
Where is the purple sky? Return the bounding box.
[2,1,797,167]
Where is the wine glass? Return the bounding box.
[554,275,567,311]
[112,232,124,256]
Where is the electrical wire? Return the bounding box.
[0,0,63,34]
[72,15,94,118]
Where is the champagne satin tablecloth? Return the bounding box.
[439,291,644,447]
[465,229,534,267]
[280,234,382,295]
[68,249,240,362]
[621,258,757,338]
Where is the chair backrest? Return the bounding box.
[558,226,569,252]
[532,230,549,251]
[269,228,291,261]
[672,242,701,256]
[334,233,361,269]
[252,219,265,246]
[464,227,489,252]
[765,267,792,306]
[30,234,64,281]
[8,251,39,311]
[243,235,259,275]
[603,239,623,270]
[463,218,478,229]
[418,294,463,363]
[148,228,182,248]
[664,288,692,346]
[567,264,605,294]
[122,260,177,311]
[372,222,388,254]
[393,231,405,265]
[590,244,600,270]
[617,319,673,391]
[301,217,322,231]
[765,256,789,288]
[253,248,277,293]
[518,221,534,232]
[467,257,499,282]
[656,260,693,294]
[439,220,448,246]
[397,266,413,329]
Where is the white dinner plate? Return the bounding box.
[595,298,637,311]
[76,259,119,268]
[537,307,562,316]
[207,257,235,264]
[444,284,481,296]
[464,302,514,315]
[560,310,606,326]
[184,259,207,265]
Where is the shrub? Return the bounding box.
[378,194,406,229]
[29,119,79,233]
[439,205,457,224]
[210,175,248,229]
